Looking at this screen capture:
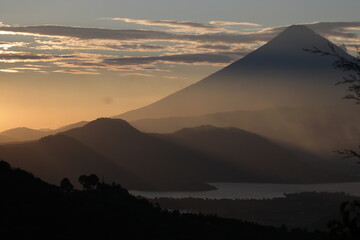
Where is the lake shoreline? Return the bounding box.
[131,182,360,200]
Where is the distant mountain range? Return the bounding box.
[0,121,88,143]
[0,118,356,191]
[131,107,360,155]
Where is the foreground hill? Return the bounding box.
[0,160,328,240]
[0,118,222,190]
[0,134,139,189]
[62,118,219,190]
[0,118,356,192]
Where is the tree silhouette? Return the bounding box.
[78,174,99,190]
[0,160,11,171]
[60,178,74,193]
[306,45,360,239]
[305,45,360,161]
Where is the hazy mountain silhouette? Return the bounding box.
[61,118,223,190]
[54,120,88,132]
[0,127,50,142]
[132,107,360,155]
[0,133,143,189]
[156,125,353,183]
[116,25,351,121]
[0,121,89,143]
[160,125,306,182]
[0,118,221,190]
[0,118,356,191]
[0,134,17,144]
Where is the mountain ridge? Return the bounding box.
[0,118,353,191]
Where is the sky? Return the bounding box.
[0,0,359,131]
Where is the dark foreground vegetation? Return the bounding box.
[0,160,331,240]
[151,192,360,230]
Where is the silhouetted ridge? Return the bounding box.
[264,24,334,51]
[0,161,326,239]
[277,25,320,38]
[0,160,58,194]
[0,127,49,142]
[75,117,140,134]
[224,24,344,72]
[38,133,77,144]
[0,121,89,144]
[174,125,258,137]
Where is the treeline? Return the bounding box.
[151,192,360,231]
[0,160,330,240]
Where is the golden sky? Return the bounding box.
[0,0,359,131]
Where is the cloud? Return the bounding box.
[0,69,19,73]
[0,22,9,27]
[0,25,177,41]
[163,75,188,80]
[261,22,360,40]
[0,21,359,74]
[209,21,262,27]
[197,44,232,50]
[1,22,359,45]
[107,18,219,31]
[0,51,75,63]
[102,52,244,66]
[0,25,275,47]
[53,69,100,75]
[0,66,47,74]
[120,73,154,77]
[33,38,167,52]
[306,22,360,39]
[0,41,28,50]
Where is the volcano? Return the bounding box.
[115,25,352,121]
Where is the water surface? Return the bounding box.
[130,182,360,199]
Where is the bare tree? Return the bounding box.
[305,45,360,161]
[306,44,360,239]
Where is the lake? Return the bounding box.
[130,182,360,199]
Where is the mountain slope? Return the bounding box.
[156,125,349,183]
[0,127,50,142]
[62,118,222,190]
[0,119,222,190]
[0,134,141,189]
[1,118,355,192]
[54,120,88,132]
[115,25,352,121]
[0,134,17,144]
[0,121,89,144]
[131,107,360,155]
